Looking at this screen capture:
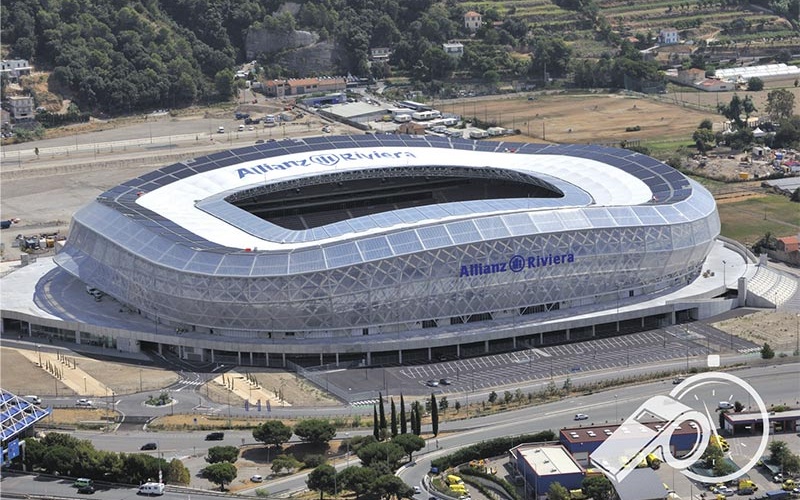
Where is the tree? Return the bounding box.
[338,466,378,499]
[272,455,301,475]
[373,474,414,499]
[400,394,407,435]
[582,475,614,500]
[206,446,239,464]
[439,396,449,413]
[392,433,425,461]
[791,187,800,203]
[307,464,337,500]
[693,128,716,153]
[413,401,422,436]
[378,392,387,435]
[431,393,439,436]
[488,391,498,404]
[734,401,744,412]
[373,405,380,441]
[761,342,775,359]
[204,462,237,491]
[214,69,235,100]
[390,398,398,438]
[747,77,764,91]
[717,94,756,128]
[252,420,293,459]
[355,442,405,470]
[165,458,190,485]
[454,401,461,413]
[703,442,725,468]
[783,452,800,476]
[699,118,714,130]
[294,419,336,446]
[766,89,795,121]
[769,440,791,465]
[548,482,571,500]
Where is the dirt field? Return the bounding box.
[712,311,800,352]
[1,348,73,397]
[439,92,715,145]
[0,345,179,397]
[204,369,340,408]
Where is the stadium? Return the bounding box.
[32,134,732,366]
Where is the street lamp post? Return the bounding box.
[795,313,799,356]
[722,260,727,291]
[614,394,618,422]
[345,432,351,467]
[36,344,41,367]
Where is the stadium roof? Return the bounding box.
[62,136,708,277]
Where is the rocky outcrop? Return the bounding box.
[245,29,318,60]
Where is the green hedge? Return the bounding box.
[430,430,554,470]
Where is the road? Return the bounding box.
[2,363,797,499]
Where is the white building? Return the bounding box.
[658,28,679,45]
[443,43,464,58]
[7,96,34,120]
[464,11,482,31]
[0,59,31,81]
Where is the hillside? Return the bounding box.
[1,0,798,117]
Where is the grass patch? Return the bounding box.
[718,194,800,243]
[642,139,693,158]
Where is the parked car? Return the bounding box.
[425,380,439,387]
[77,485,96,494]
[439,378,452,386]
[251,475,263,483]
[205,432,224,441]
[74,478,93,488]
[23,395,41,405]
[574,413,589,421]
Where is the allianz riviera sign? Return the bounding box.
[459,252,576,278]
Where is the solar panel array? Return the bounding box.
[87,136,696,273]
[0,390,50,442]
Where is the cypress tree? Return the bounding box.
[378,392,387,434]
[431,393,439,437]
[390,397,398,437]
[400,394,408,434]
[373,405,380,441]
[414,401,422,436]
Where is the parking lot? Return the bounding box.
[395,327,744,393]
[656,430,800,499]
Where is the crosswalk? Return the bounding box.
[350,399,379,407]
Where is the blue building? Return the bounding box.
[510,444,585,498]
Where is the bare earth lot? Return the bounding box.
[712,311,800,352]
[440,92,714,144]
[0,346,179,397]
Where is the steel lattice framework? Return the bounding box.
[55,135,719,343]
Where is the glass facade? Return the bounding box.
[54,137,719,341]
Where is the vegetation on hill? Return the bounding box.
[1,0,797,115]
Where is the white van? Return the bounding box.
[138,482,165,496]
